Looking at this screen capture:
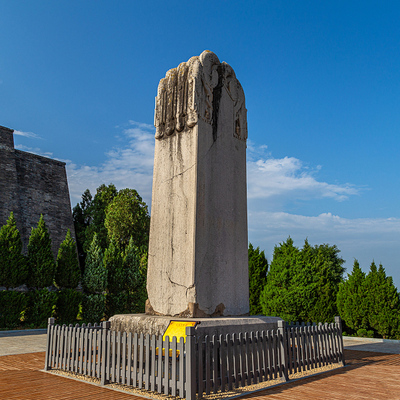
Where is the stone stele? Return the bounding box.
[146,50,249,318]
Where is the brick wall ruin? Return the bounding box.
[0,125,75,257]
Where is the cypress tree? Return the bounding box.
[55,229,81,289]
[123,237,146,313]
[366,262,400,339]
[82,233,107,293]
[260,237,300,321]
[248,243,268,315]
[104,239,124,294]
[337,259,369,332]
[27,215,55,288]
[0,212,27,288]
[260,238,345,323]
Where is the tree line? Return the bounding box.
[72,183,149,323]
[249,238,400,339]
[0,212,81,328]
[2,183,399,339]
[0,183,150,329]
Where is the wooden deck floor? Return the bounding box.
[0,350,399,399]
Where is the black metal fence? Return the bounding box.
[44,317,344,399]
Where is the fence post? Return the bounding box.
[100,321,111,385]
[334,316,345,366]
[277,320,289,381]
[185,326,197,400]
[44,317,55,371]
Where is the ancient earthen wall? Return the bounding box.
[0,125,75,257]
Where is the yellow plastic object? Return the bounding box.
[163,320,198,343]
[156,320,198,357]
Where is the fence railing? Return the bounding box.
[44,317,344,399]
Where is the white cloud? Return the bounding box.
[14,144,53,158]
[247,154,359,201]
[66,121,155,207]
[13,130,41,139]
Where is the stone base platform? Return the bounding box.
[109,314,282,337]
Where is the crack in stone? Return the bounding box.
[167,273,194,296]
[162,162,197,183]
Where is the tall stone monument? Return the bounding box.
[146,50,249,318]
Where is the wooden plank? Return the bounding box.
[126,333,132,386]
[219,335,226,392]
[310,325,317,369]
[205,336,211,394]
[51,324,57,369]
[77,326,83,374]
[150,335,156,392]
[70,324,76,372]
[245,332,251,385]
[116,331,121,384]
[132,333,138,387]
[156,335,163,393]
[250,332,257,384]
[178,337,184,397]
[227,334,234,390]
[288,328,294,374]
[88,326,93,376]
[266,331,273,380]
[144,334,150,390]
[304,326,310,371]
[232,333,240,388]
[259,331,267,382]
[328,323,334,363]
[121,332,127,385]
[239,333,246,387]
[74,324,80,373]
[198,337,203,396]
[275,330,281,379]
[163,336,169,395]
[212,335,218,393]
[138,333,144,389]
[171,336,177,397]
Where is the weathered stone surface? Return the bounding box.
[147,51,249,317]
[110,314,281,337]
[0,125,75,257]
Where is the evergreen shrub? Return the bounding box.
[26,288,57,328]
[56,289,83,324]
[55,230,81,289]
[27,215,55,288]
[0,291,27,329]
[82,293,105,323]
[0,212,27,288]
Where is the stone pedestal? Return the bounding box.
[146,51,249,317]
[109,314,282,338]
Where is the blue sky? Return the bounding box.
[1,1,399,288]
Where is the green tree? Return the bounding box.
[0,212,27,288]
[248,243,268,315]
[72,188,93,272]
[308,242,345,322]
[260,238,345,323]
[337,259,369,333]
[103,239,124,294]
[365,262,400,339]
[104,188,150,250]
[260,237,300,321]
[27,215,55,288]
[84,184,118,251]
[54,229,81,289]
[82,233,107,294]
[123,237,146,312]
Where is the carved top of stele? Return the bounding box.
[154,50,247,141]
